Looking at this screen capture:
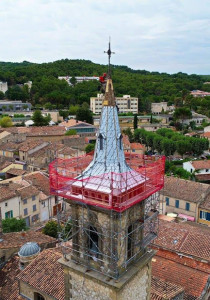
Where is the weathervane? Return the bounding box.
[104,37,115,78]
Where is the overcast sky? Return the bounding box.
[0,0,209,74]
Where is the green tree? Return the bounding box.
[65,129,77,136]
[2,218,27,233]
[173,107,192,130]
[70,76,77,86]
[9,104,14,111]
[69,105,79,115]
[176,140,191,157]
[85,143,95,153]
[32,110,51,126]
[76,107,93,124]
[23,104,28,110]
[2,105,7,111]
[123,128,133,142]
[0,91,4,99]
[0,116,13,127]
[42,220,59,238]
[133,114,138,129]
[44,102,53,110]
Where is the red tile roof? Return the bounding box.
[199,193,210,210]
[6,168,27,176]
[0,255,24,300]
[161,176,209,203]
[0,182,23,203]
[18,140,47,152]
[0,230,56,249]
[201,132,210,138]
[16,185,40,199]
[17,248,65,300]
[130,143,145,150]
[195,173,210,181]
[152,219,210,261]
[152,252,209,298]
[151,276,184,299]
[23,172,50,196]
[191,160,210,169]
[27,126,66,136]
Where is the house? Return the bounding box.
[0,247,64,300]
[0,182,41,227]
[0,160,25,177]
[151,218,210,300]
[183,112,209,125]
[59,119,96,137]
[190,89,210,97]
[18,140,49,162]
[201,131,210,143]
[57,146,83,159]
[160,176,209,222]
[183,160,210,182]
[0,142,20,159]
[198,193,210,226]
[5,168,27,179]
[26,126,67,142]
[130,143,145,155]
[0,100,31,111]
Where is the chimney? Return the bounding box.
[0,207,3,239]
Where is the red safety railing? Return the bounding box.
[49,153,165,212]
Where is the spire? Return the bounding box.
[103,38,116,107]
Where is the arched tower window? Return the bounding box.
[88,226,99,260]
[34,292,45,300]
[99,134,103,150]
[119,134,123,150]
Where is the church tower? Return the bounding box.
[50,42,165,300]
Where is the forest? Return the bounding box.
[0,59,209,114]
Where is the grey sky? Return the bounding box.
[0,0,209,74]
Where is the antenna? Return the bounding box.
[104,37,115,78]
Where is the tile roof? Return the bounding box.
[0,255,24,300]
[16,185,40,199]
[195,173,210,181]
[152,219,210,261]
[122,134,131,149]
[5,168,27,176]
[0,142,20,151]
[17,248,65,300]
[23,171,50,196]
[58,146,77,156]
[18,140,47,152]
[0,160,13,171]
[151,276,184,299]
[161,176,209,203]
[199,193,210,210]
[27,126,66,136]
[152,253,209,299]
[59,119,91,127]
[0,230,56,249]
[130,142,145,150]
[191,160,210,169]
[0,182,23,203]
[201,132,210,138]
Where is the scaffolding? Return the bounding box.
[49,152,165,279]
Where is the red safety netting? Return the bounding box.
[49,153,165,212]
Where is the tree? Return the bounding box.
[2,105,7,111]
[85,143,95,153]
[161,138,176,157]
[70,76,77,86]
[44,102,53,110]
[42,220,59,238]
[69,105,79,115]
[23,104,28,110]
[9,104,14,111]
[0,116,13,127]
[2,218,27,233]
[133,114,138,130]
[76,107,93,124]
[32,110,51,126]
[65,129,77,136]
[173,107,192,130]
[123,128,133,142]
[0,91,4,100]
[176,140,191,157]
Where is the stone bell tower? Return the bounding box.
[49,41,165,300]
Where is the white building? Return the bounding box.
[183,160,210,182]
[0,82,8,94]
[58,76,99,85]
[90,94,138,114]
[183,112,208,125]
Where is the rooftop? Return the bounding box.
[130,143,145,150]
[152,219,210,261]
[152,250,209,299]
[5,168,27,176]
[17,248,65,300]
[0,182,23,203]
[0,230,56,249]
[18,140,47,152]
[191,160,210,170]
[16,185,40,199]
[200,193,210,210]
[151,276,184,300]
[161,176,209,203]
[59,119,94,128]
[0,255,24,300]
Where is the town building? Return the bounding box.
[58,75,99,85]
[59,119,96,137]
[183,160,210,182]
[160,176,209,222]
[151,102,174,115]
[182,112,209,125]
[90,93,138,114]
[198,193,210,226]
[0,82,8,94]
[0,100,31,111]
[190,89,210,97]
[151,218,210,299]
